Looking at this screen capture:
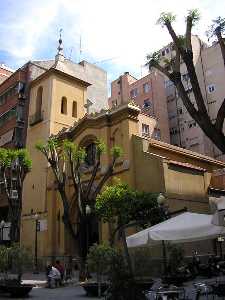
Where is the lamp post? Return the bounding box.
[157,193,168,276]
[0,220,5,244]
[33,213,39,274]
[85,205,91,253]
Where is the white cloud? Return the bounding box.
[0,0,224,79]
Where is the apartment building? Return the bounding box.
[108,71,170,143]
[0,64,13,84]
[160,36,225,160]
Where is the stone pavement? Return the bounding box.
[0,285,101,300]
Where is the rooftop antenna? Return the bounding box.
[55,28,64,62]
[69,47,74,60]
[79,35,82,62]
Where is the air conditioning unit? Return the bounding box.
[10,190,18,199]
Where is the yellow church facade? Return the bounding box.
[21,51,225,262]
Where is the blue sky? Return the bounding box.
[0,0,224,87]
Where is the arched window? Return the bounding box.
[72,101,77,118]
[85,143,96,166]
[61,97,67,114]
[36,86,43,117]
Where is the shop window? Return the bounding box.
[61,97,67,114]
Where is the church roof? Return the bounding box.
[30,58,92,86]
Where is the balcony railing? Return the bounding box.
[29,111,43,126]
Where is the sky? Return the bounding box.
[0,0,224,89]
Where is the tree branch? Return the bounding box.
[186,16,193,52]
[174,80,200,119]
[85,157,101,201]
[92,157,117,200]
[149,61,173,80]
[215,29,225,66]
[173,46,181,72]
[165,21,185,56]
[215,98,225,132]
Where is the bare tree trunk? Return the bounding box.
[216,30,225,67]
[120,227,133,278]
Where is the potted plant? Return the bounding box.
[162,244,186,286]
[81,243,116,297]
[0,244,33,297]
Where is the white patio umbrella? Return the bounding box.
[126,212,225,248]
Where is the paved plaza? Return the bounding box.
[0,285,100,300]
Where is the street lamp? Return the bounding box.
[157,193,168,276]
[0,220,5,243]
[33,213,39,274]
[157,193,166,205]
[85,205,91,254]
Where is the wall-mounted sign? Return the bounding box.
[39,219,47,232]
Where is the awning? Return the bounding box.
[126,212,225,248]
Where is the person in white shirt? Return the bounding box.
[46,265,61,288]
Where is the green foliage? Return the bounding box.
[207,16,225,39]
[96,139,107,156]
[0,148,9,167]
[62,139,86,162]
[0,244,32,279]
[8,244,32,277]
[146,51,161,67]
[111,145,123,159]
[96,182,162,227]
[157,12,176,26]
[187,9,200,25]
[0,148,32,170]
[106,250,133,300]
[87,243,118,277]
[16,149,32,170]
[130,248,153,278]
[96,182,136,224]
[0,245,9,273]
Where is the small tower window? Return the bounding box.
[72,101,77,118]
[85,143,96,166]
[61,97,67,114]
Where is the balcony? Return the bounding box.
[29,111,43,126]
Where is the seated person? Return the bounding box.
[55,260,65,284]
[46,264,61,288]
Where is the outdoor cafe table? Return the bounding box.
[146,288,185,300]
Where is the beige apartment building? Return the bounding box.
[162,36,225,160]
[160,36,225,187]
[108,71,170,143]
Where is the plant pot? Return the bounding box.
[135,279,154,292]
[162,275,185,286]
[80,281,109,296]
[4,284,33,297]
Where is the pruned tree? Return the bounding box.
[146,10,225,153]
[95,181,164,277]
[207,16,225,66]
[36,138,122,278]
[0,148,32,242]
